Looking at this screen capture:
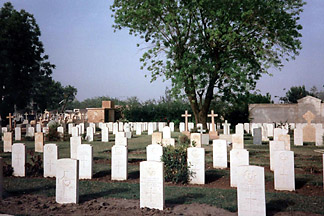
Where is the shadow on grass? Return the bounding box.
[266,198,295,216]
[205,169,223,184]
[79,188,129,203]
[128,170,139,180]
[7,184,55,197]
[128,158,143,163]
[93,170,111,178]
[166,193,205,205]
[295,177,309,189]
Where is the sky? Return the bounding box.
[1,0,324,103]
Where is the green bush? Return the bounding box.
[46,122,61,141]
[26,150,43,177]
[161,137,192,184]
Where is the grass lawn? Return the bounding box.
[1,130,324,214]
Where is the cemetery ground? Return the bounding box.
[1,132,324,215]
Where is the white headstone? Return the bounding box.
[213,139,227,169]
[36,123,42,133]
[148,123,154,135]
[294,127,303,146]
[12,143,26,177]
[146,144,163,162]
[77,144,93,179]
[115,135,127,146]
[86,127,93,142]
[169,122,174,132]
[179,122,185,132]
[68,123,74,135]
[35,132,44,152]
[79,123,85,135]
[56,159,79,204]
[113,122,118,134]
[230,149,249,187]
[26,127,35,137]
[44,144,58,178]
[162,126,171,139]
[71,127,79,137]
[188,122,194,132]
[190,133,202,148]
[315,124,323,146]
[201,134,209,145]
[101,127,109,142]
[273,150,295,191]
[14,127,21,141]
[235,123,244,137]
[140,161,164,210]
[222,121,231,135]
[278,134,290,150]
[269,141,285,171]
[118,122,124,132]
[57,126,64,134]
[152,132,162,145]
[266,123,274,137]
[111,145,128,180]
[70,136,82,159]
[136,123,142,135]
[89,122,96,133]
[232,134,244,149]
[187,147,205,184]
[237,165,266,216]
[3,132,13,152]
[244,123,250,134]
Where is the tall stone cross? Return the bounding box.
[303,111,315,125]
[6,113,15,131]
[208,110,218,132]
[181,110,192,132]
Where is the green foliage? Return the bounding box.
[111,0,305,125]
[280,85,313,103]
[3,161,13,176]
[26,151,43,177]
[161,136,192,184]
[46,122,61,141]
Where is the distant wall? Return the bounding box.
[249,96,324,123]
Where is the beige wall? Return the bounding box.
[249,96,324,123]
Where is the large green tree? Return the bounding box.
[0,2,77,120]
[111,0,305,127]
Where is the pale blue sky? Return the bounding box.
[2,0,324,102]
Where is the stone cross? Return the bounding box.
[6,113,15,131]
[181,110,192,132]
[208,110,218,132]
[24,112,28,120]
[197,128,206,134]
[303,111,315,125]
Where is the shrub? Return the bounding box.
[161,138,192,184]
[26,150,43,177]
[47,122,61,141]
[3,162,13,176]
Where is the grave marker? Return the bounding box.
[35,132,44,152]
[140,161,164,210]
[3,132,13,152]
[274,150,295,191]
[111,145,128,180]
[101,126,109,142]
[190,133,202,148]
[187,147,205,184]
[253,128,262,145]
[237,165,266,216]
[77,144,93,179]
[146,144,163,162]
[56,159,79,204]
[70,136,81,159]
[44,144,58,178]
[230,149,249,187]
[12,143,26,177]
[14,127,21,141]
[152,132,162,145]
[181,110,191,136]
[213,139,227,169]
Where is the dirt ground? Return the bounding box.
[1,162,323,215]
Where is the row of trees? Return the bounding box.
[0,2,77,122]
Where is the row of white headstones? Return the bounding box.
[1,125,308,215]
